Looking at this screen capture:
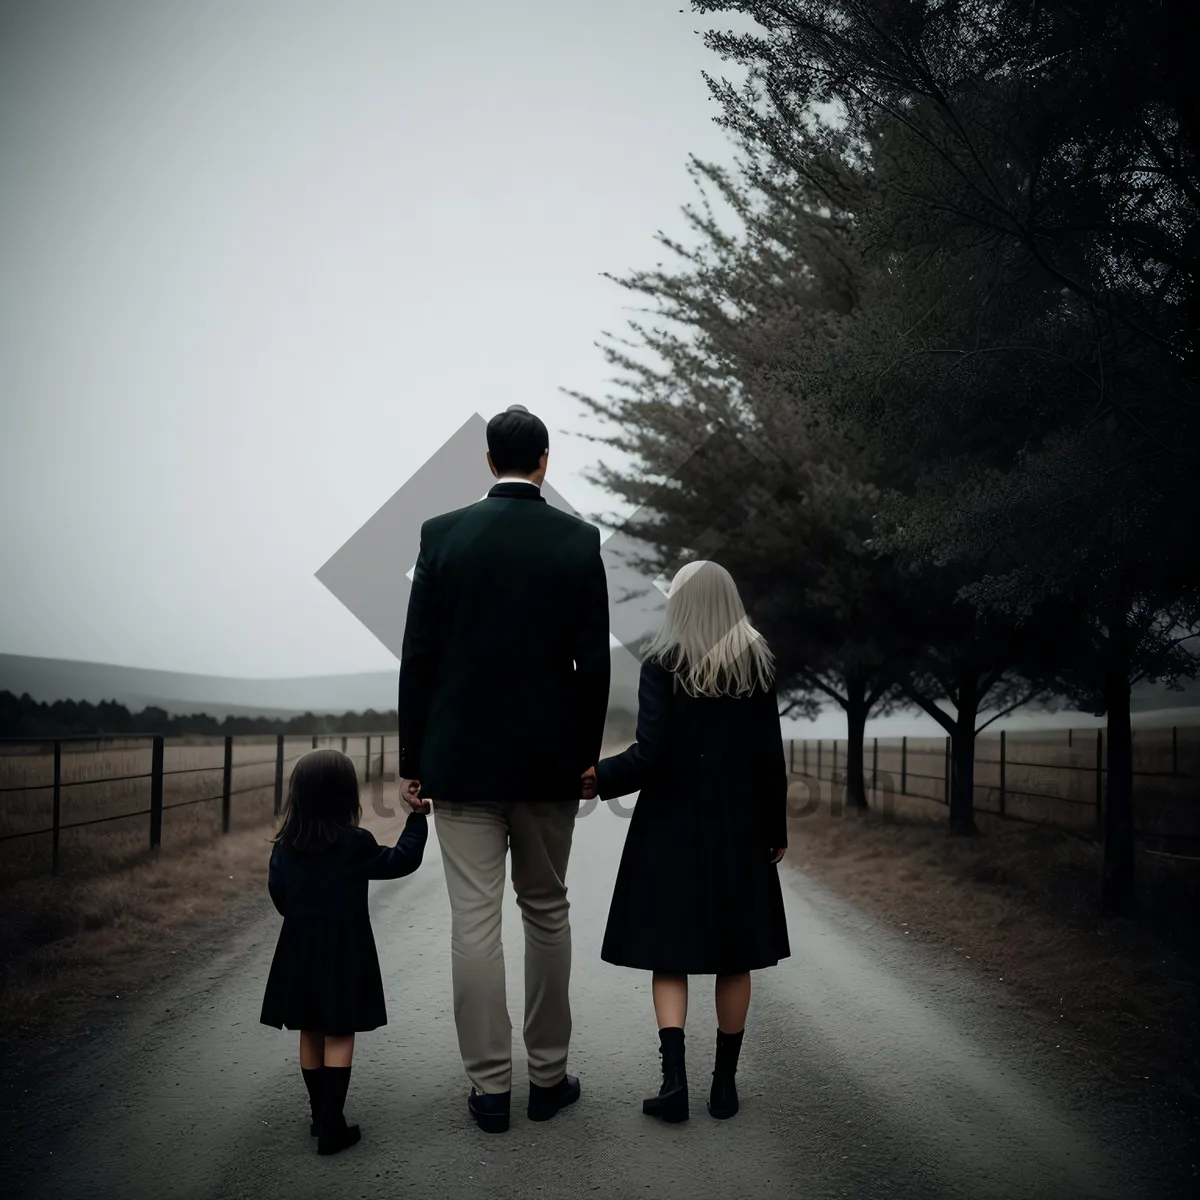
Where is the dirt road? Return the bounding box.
[2,786,1182,1199]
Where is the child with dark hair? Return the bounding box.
[260,748,428,1155]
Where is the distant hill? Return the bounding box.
[0,653,392,718]
[0,650,643,723]
[0,650,1192,741]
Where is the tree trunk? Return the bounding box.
[1101,667,1137,916]
[844,674,869,809]
[949,682,979,834]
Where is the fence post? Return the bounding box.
[312,735,318,749]
[149,735,164,850]
[788,739,795,774]
[998,730,1006,818]
[802,739,808,773]
[944,737,951,805]
[51,740,62,875]
[365,735,372,783]
[341,735,348,755]
[872,737,878,801]
[1095,728,1104,838]
[817,739,822,783]
[274,734,284,816]
[222,735,233,834]
[830,739,843,817]
[900,736,907,795]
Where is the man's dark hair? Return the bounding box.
[487,404,549,475]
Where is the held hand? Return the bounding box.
[580,767,597,800]
[769,848,786,864]
[401,778,430,815]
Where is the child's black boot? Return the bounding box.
[707,1028,744,1119]
[643,1025,688,1123]
[302,1066,322,1136]
[317,1065,361,1155]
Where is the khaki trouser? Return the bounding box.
[432,799,577,1094]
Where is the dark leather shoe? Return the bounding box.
[467,1087,511,1133]
[528,1074,581,1122]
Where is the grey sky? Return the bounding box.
[0,1,757,678]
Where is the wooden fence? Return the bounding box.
[0,732,397,880]
[5,725,1198,879]
[787,725,1200,855]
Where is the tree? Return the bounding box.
[569,133,1071,823]
[935,422,1200,911]
[0,691,401,739]
[565,149,916,808]
[695,0,1199,368]
[687,0,1199,902]
[855,212,1200,896]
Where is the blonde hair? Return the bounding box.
[643,560,775,698]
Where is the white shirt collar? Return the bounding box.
[495,475,540,488]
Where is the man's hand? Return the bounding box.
[580,767,597,800]
[401,778,430,815]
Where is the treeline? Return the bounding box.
[0,689,640,744]
[574,2,1200,915]
[0,691,396,739]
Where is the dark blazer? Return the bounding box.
[397,480,610,804]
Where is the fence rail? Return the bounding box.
[786,725,1200,854]
[0,732,397,877]
[6,725,1198,877]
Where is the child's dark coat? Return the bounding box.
[595,659,791,975]
[260,811,427,1035]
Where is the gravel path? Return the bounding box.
[2,786,1178,1199]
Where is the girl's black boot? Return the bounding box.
[643,1026,688,1123]
[317,1066,362,1155]
[302,1066,322,1136]
[707,1028,744,1119]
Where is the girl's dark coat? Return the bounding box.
[260,811,427,1035]
[595,659,791,975]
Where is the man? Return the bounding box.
[397,405,610,1134]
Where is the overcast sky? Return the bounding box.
[0,1,758,678]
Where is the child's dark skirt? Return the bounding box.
[261,913,387,1035]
